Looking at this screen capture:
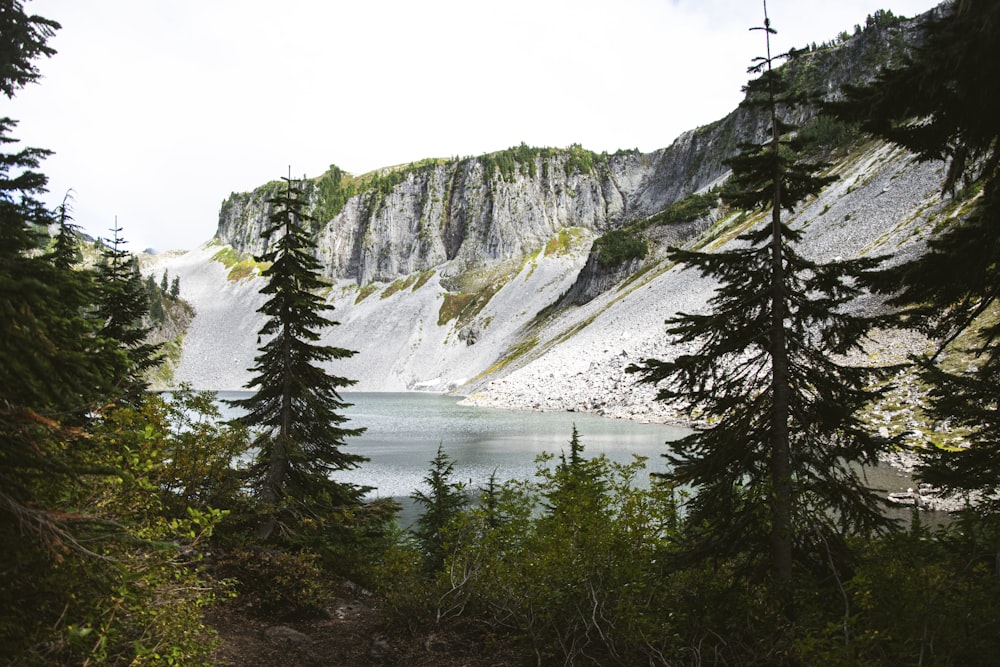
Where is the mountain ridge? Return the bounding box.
[146,7,949,423]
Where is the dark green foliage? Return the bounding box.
[361,158,440,197]
[2,392,235,666]
[145,273,165,321]
[562,142,597,176]
[865,8,903,30]
[628,8,892,624]
[593,228,647,267]
[411,444,467,571]
[393,430,682,665]
[95,223,162,400]
[796,114,862,154]
[479,143,606,181]
[481,143,553,181]
[827,1,1000,509]
[215,549,335,620]
[228,173,369,542]
[0,11,226,663]
[0,1,111,557]
[0,0,59,98]
[313,163,356,222]
[644,189,719,228]
[376,432,1000,665]
[813,519,1000,666]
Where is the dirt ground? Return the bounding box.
[204,590,520,667]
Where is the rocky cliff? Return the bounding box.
[149,8,946,415]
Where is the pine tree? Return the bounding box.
[411,444,467,571]
[628,5,892,616]
[95,222,161,400]
[0,0,105,554]
[230,172,367,542]
[827,0,1000,513]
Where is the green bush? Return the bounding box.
[646,190,719,227]
[594,228,648,267]
[215,549,335,620]
[399,430,685,664]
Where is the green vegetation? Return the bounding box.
[478,142,622,182]
[593,228,648,267]
[543,226,585,256]
[8,3,1000,665]
[437,270,510,328]
[312,163,355,222]
[437,291,477,326]
[629,8,887,639]
[644,190,719,228]
[226,174,373,543]
[829,0,1000,513]
[354,282,379,303]
[380,272,422,299]
[411,268,435,291]
[211,246,270,281]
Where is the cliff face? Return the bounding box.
[216,145,731,286]
[215,9,921,291]
[149,10,941,400]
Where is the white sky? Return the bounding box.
[7,0,941,252]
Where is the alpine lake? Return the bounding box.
[212,391,935,527]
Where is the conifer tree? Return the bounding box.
[411,444,467,571]
[827,0,1000,512]
[628,4,892,615]
[95,222,160,400]
[0,0,102,552]
[230,172,367,542]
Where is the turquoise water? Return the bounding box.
[215,391,932,526]
[217,391,687,505]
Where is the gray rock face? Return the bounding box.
[214,9,923,293]
[149,12,945,413]
[216,147,730,287]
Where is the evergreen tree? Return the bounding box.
[628,5,892,618]
[827,0,1000,512]
[169,274,180,299]
[411,444,467,571]
[95,222,160,400]
[229,172,367,542]
[160,268,168,292]
[0,0,111,554]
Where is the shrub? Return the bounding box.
[215,549,335,620]
[594,228,648,267]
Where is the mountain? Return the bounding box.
[148,7,948,424]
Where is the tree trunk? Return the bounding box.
[764,14,795,618]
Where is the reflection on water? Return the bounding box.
[215,391,944,526]
[217,391,686,502]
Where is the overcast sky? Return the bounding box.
[8,0,941,252]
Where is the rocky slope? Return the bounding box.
[146,9,949,421]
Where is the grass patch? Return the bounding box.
[471,336,540,382]
[544,227,586,257]
[438,292,477,326]
[212,246,269,281]
[212,247,241,267]
[355,283,379,304]
[412,270,435,291]
[437,273,510,328]
[228,260,267,281]
[381,274,418,299]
